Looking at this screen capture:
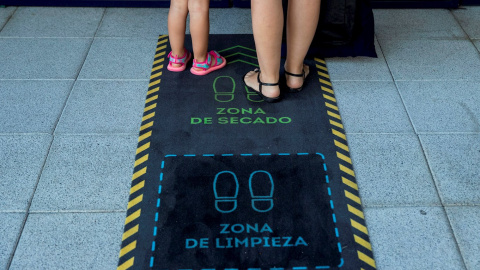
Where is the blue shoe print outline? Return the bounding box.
[213,171,239,213]
[249,170,274,213]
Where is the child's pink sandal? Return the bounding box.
[190,50,227,76]
[167,49,192,72]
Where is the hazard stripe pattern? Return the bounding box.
[117,35,168,270]
[315,58,377,269]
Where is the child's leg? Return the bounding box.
[168,0,189,64]
[188,0,210,64]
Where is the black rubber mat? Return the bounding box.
[117,35,376,270]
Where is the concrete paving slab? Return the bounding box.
[446,206,480,270]
[348,134,440,207]
[55,80,147,134]
[78,38,157,79]
[30,135,136,211]
[97,8,252,38]
[474,40,480,53]
[0,213,26,270]
[332,81,413,133]
[0,38,91,79]
[9,212,125,270]
[398,81,480,133]
[419,134,480,206]
[209,8,253,34]
[326,39,392,81]
[96,8,170,38]
[0,80,73,133]
[364,206,466,270]
[0,7,104,37]
[0,135,52,211]
[452,7,480,40]
[373,9,466,40]
[0,6,16,30]
[379,39,480,81]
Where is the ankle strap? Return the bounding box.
[285,70,305,77]
[257,71,279,86]
[169,49,189,64]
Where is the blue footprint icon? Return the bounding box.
[249,170,274,212]
[213,171,239,213]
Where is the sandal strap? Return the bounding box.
[256,70,279,86]
[192,54,212,70]
[256,70,279,95]
[169,49,189,64]
[285,69,305,78]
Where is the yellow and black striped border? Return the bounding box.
[314,58,377,270]
[117,35,168,270]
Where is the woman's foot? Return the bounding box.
[243,69,281,100]
[285,63,310,92]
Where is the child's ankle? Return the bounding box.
[195,54,207,63]
[172,49,186,58]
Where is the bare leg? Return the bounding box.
[285,0,321,89]
[189,0,210,67]
[168,0,189,67]
[244,0,283,99]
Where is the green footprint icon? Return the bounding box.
[213,76,235,103]
[245,86,264,103]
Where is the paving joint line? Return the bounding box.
[449,8,480,55]
[28,210,127,214]
[0,6,17,33]
[417,134,469,270]
[52,8,106,136]
[5,136,54,270]
[378,20,472,268]
[370,38,471,269]
[6,10,108,270]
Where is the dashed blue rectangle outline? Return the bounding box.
[150,152,344,269]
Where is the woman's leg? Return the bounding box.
[168,0,189,66]
[285,0,321,89]
[189,0,210,64]
[244,0,283,98]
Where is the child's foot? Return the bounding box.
[167,49,192,72]
[190,50,227,76]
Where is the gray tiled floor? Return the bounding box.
[378,39,480,81]
[333,81,413,133]
[452,7,480,39]
[0,6,15,30]
[0,38,91,79]
[0,213,25,270]
[327,40,393,81]
[0,7,104,37]
[0,135,52,211]
[55,80,148,134]
[374,9,467,40]
[0,80,73,133]
[78,38,158,80]
[446,206,480,270]
[365,207,466,270]
[1,5,479,270]
[348,134,440,207]
[9,212,125,270]
[30,135,137,211]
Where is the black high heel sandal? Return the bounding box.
[243,69,281,103]
[285,67,308,93]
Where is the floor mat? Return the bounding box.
[117,34,376,270]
